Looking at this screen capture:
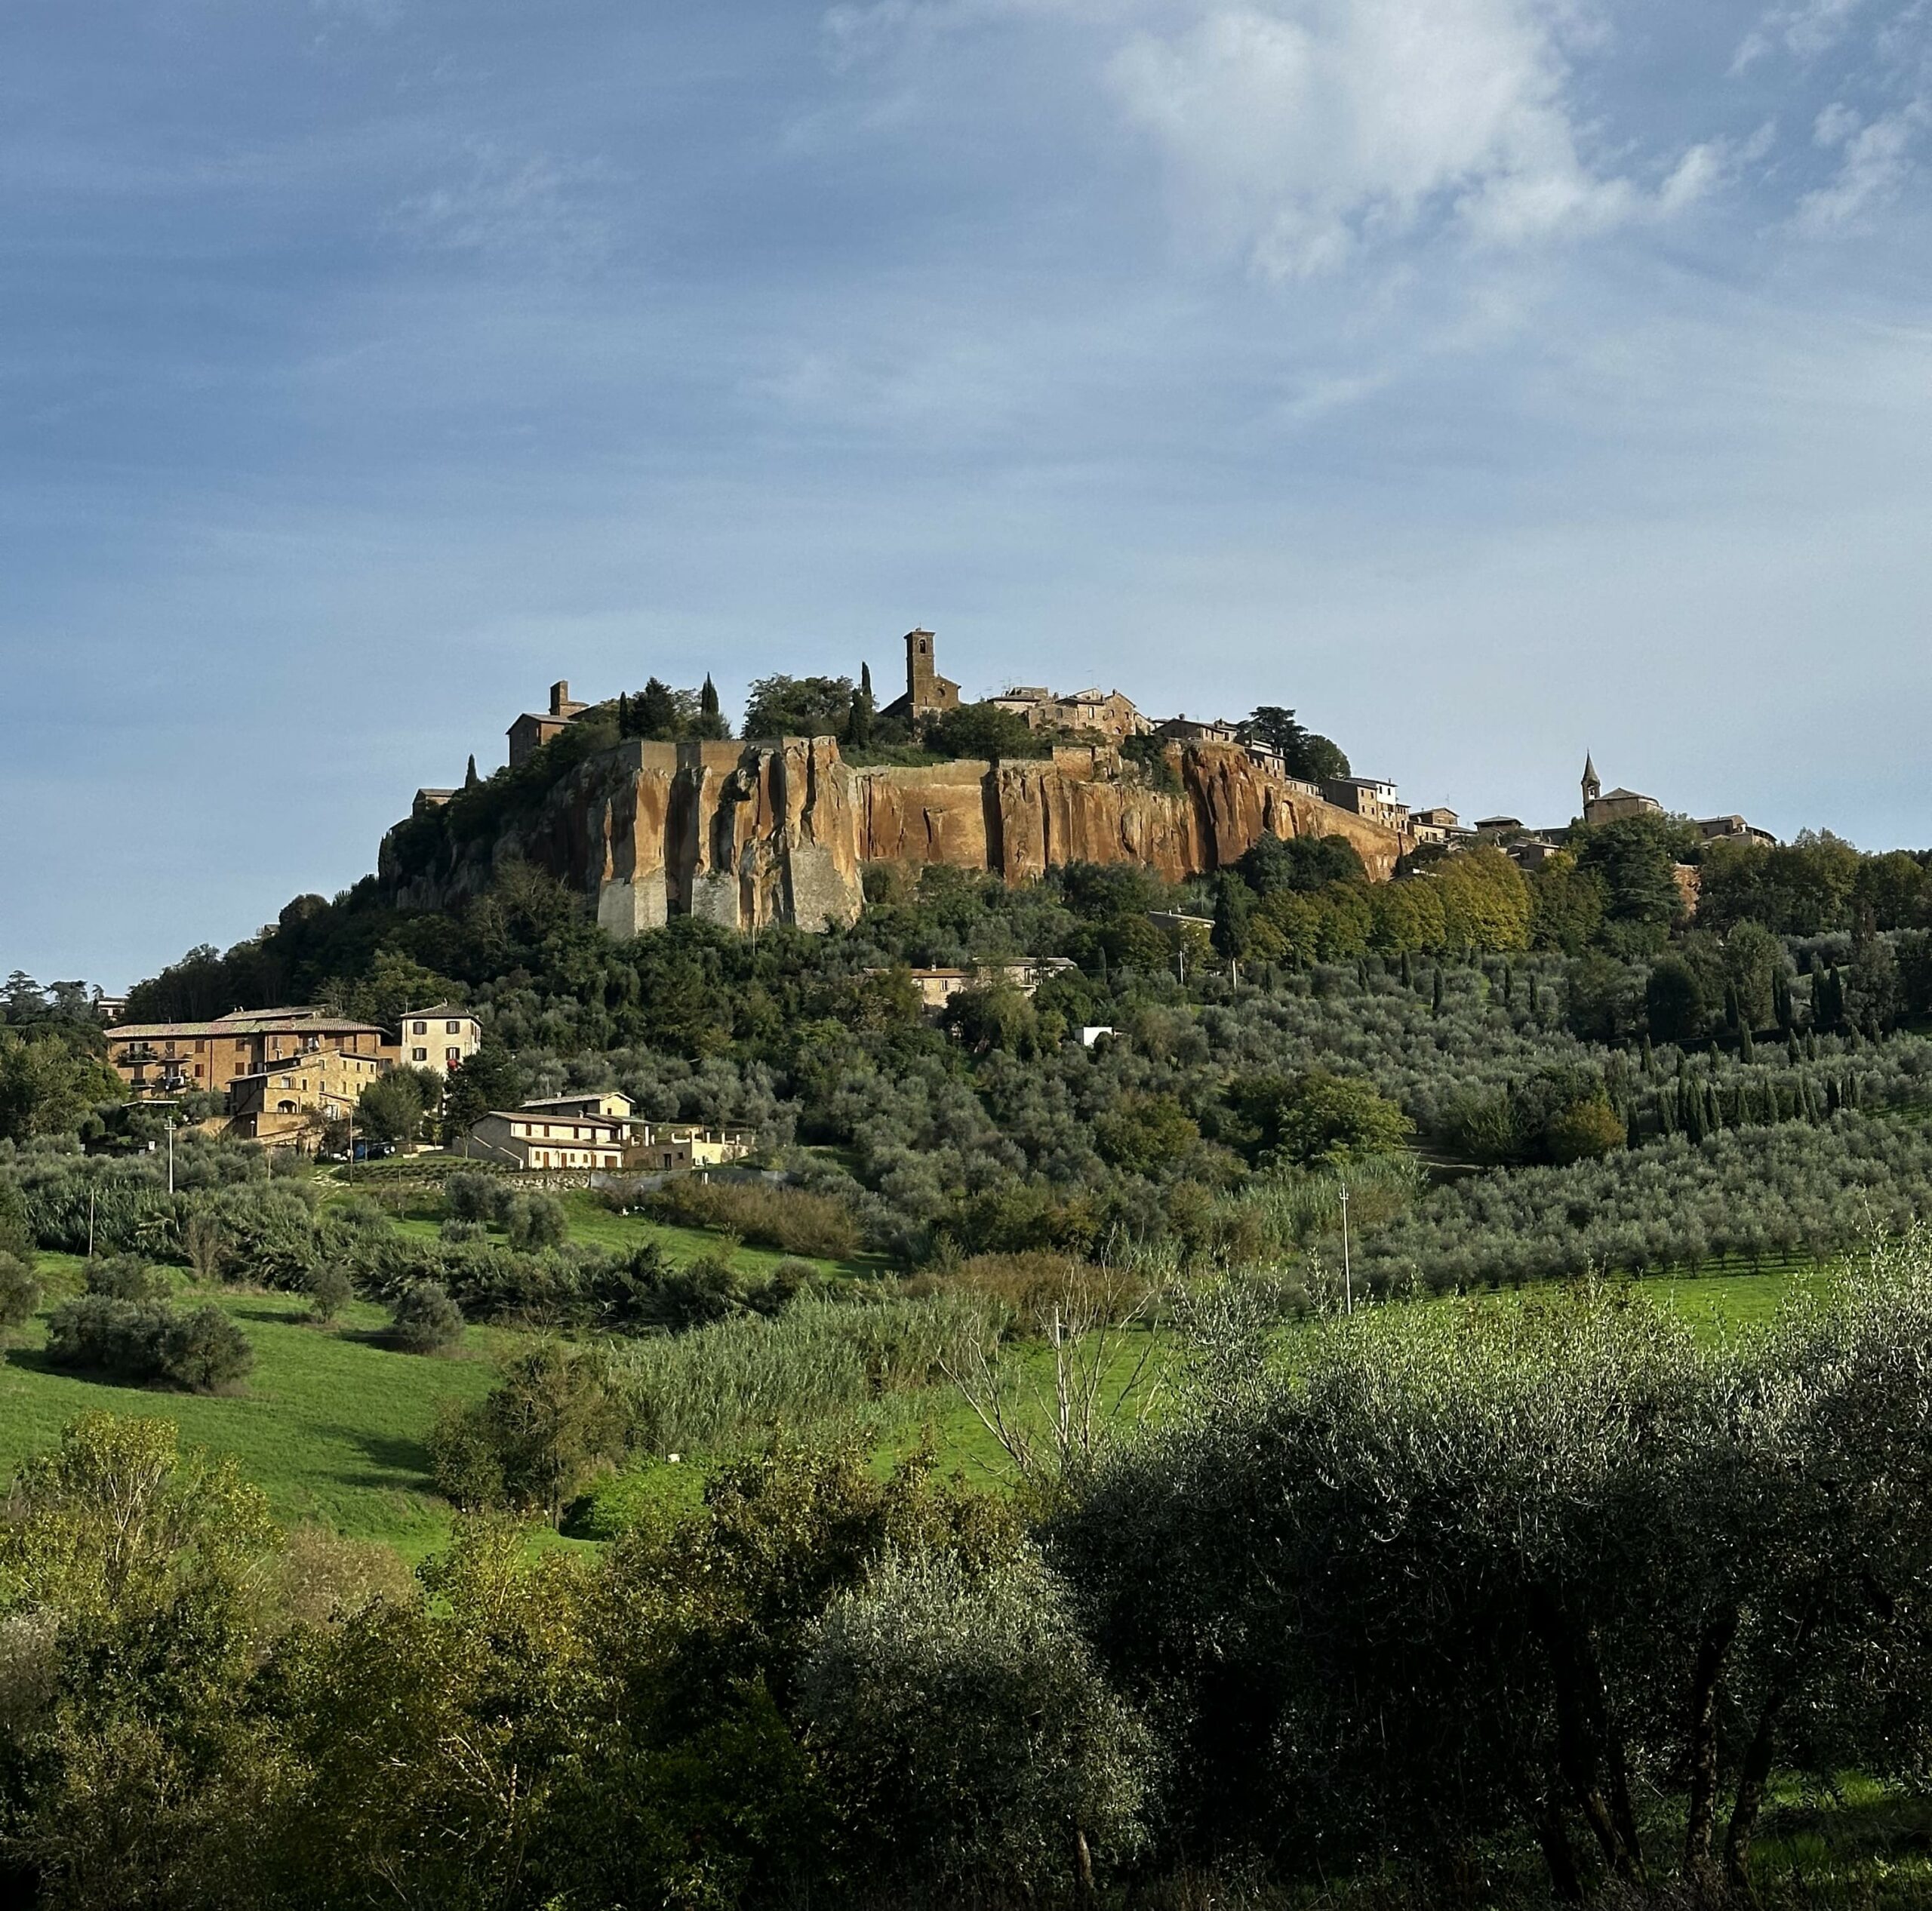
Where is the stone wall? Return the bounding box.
[379,737,1401,933]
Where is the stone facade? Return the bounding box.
[382,737,1403,935]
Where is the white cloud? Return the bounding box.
[389,143,617,269]
[1102,0,1706,278]
[1733,0,1869,69]
[1794,102,1923,229]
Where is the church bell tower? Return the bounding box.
[1582,752,1601,810]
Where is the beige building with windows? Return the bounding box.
[625,1121,757,1174]
[462,1109,629,1171]
[226,1048,392,1150]
[398,1005,481,1075]
[108,1011,390,1098]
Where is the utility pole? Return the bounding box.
[166,1114,176,1196]
[1340,1183,1352,1317]
[87,1187,95,1261]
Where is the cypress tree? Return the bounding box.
[847,685,872,746]
[1502,962,1514,1008]
[1432,968,1444,1017]
[1640,1032,1654,1075]
[617,691,632,737]
[1739,1020,1755,1063]
[1400,950,1414,989]
[700,673,721,719]
[860,661,873,704]
[1774,971,1794,1034]
[464,753,479,789]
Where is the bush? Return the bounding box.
[800,1545,1151,1900]
[162,1306,254,1392]
[389,1281,464,1356]
[44,1294,252,1393]
[0,1251,41,1343]
[432,1342,630,1524]
[83,1254,168,1302]
[442,1173,504,1225]
[504,1192,568,1252]
[645,1178,860,1261]
[304,1264,353,1324]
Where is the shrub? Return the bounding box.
[389,1281,464,1356]
[304,1264,353,1324]
[161,1306,254,1392]
[440,1217,486,1244]
[645,1178,860,1260]
[0,1251,41,1343]
[432,1342,629,1524]
[44,1294,252,1393]
[800,1545,1151,1900]
[504,1192,568,1251]
[83,1254,168,1303]
[442,1173,504,1226]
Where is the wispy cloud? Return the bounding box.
[1794,99,1925,229]
[389,142,619,269]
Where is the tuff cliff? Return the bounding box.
[380,738,1402,934]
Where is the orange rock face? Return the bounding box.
[380,738,1401,933]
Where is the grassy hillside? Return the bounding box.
[0,1239,1827,1562]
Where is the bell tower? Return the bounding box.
[1582,751,1601,810]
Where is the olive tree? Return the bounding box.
[798,1543,1150,1903]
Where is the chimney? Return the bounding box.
[549,680,571,716]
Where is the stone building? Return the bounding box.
[226,1048,392,1149]
[1321,775,1406,832]
[989,685,1149,740]
[878,629,961,725]
[1580,754,1662,826]
[508,680,591,767]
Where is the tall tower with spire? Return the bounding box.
[1581,752,1601,811]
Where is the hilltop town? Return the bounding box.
[392,626,1777,931]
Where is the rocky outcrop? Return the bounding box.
[380,738,1401,933]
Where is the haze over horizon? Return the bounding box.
[7,0,1932,989]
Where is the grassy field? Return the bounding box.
[367,1184,885,1284]
[0,1241,1833,1561]
[3,1255,506,1559]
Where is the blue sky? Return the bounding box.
[6,0,1932,987]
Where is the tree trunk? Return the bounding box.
[1075,1827,1095,1900]
[1683,1607,1739,1885]
[1724,1596,1822,1894]
[1528,1768,1586,1904]
[1530,1592,1647,1885]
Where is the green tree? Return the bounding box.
[1574,815,1689,926]
[1645,955,1707,1045]
[1241,706,1351,781]
[800,1546,1151,1902]
[743,673,855,738]
[432,1341,630,1525]
[923,702,1051,761]
[1093,1093,1200,1177]
[443,1040,524,1143]
[1223,1071,1413,1168]
[389,1281,464,1356]
[0,1250,42,1345]
[0,1029,122,1143]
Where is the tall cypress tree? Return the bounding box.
[464,753,479,789]
[617,691,633,738]
[1431,967,1444,1017]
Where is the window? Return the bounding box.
[411,1047,427,1062]
[412,1021,426,1036]
[445,1020,462,1035]
[445,1048,460,1066]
